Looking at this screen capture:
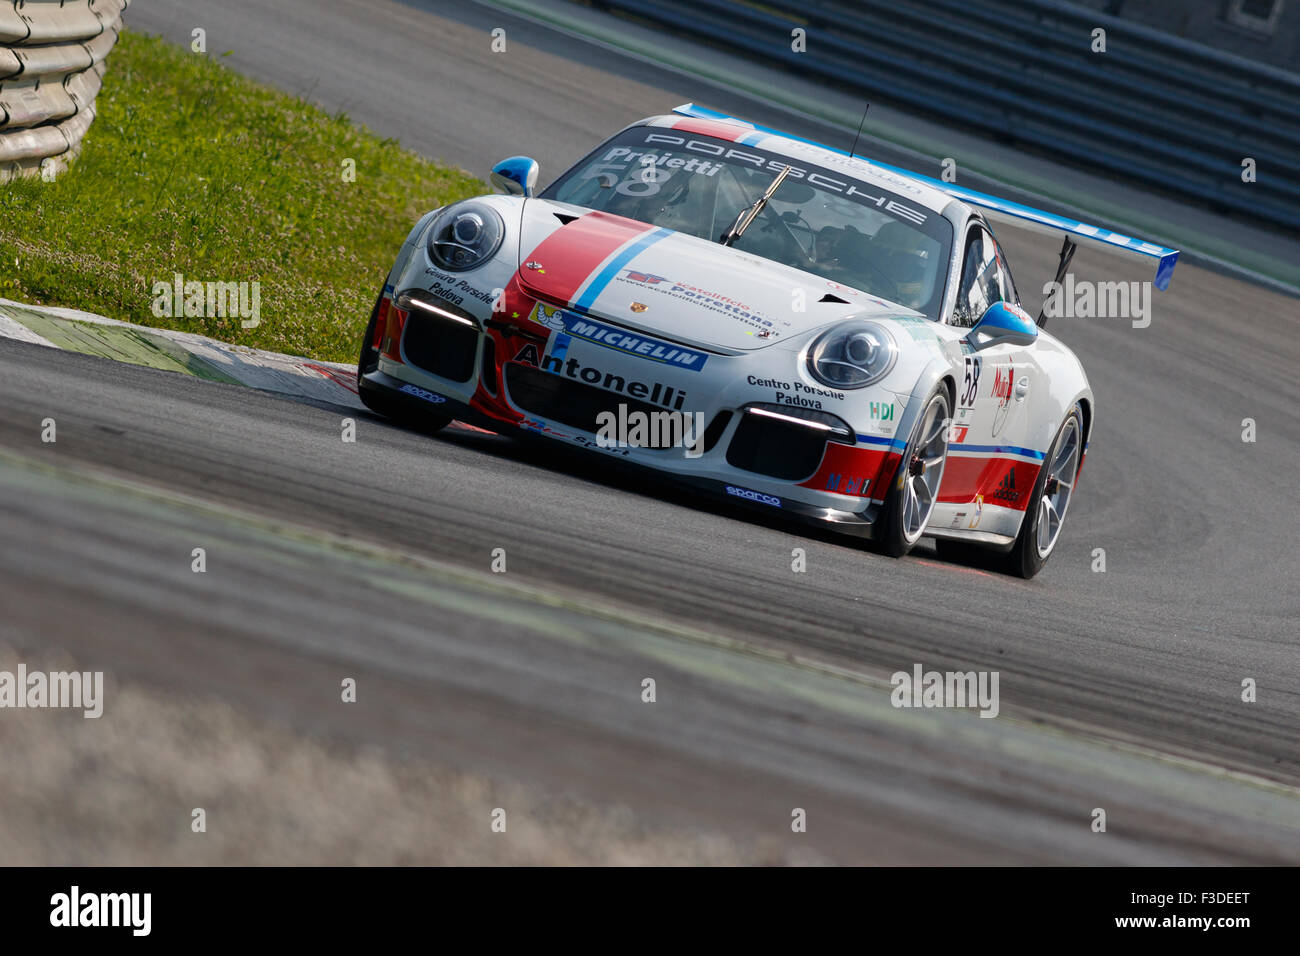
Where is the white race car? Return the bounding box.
[358,104,1178,577]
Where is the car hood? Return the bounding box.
[513,198,919,352]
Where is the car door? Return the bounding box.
[950,224,1013,443]
[946,223,1043,531]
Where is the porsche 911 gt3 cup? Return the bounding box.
[357,104,1179,577]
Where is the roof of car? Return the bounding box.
[638,113,958,216]
[641,104,1179,291]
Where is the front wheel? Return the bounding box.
[1006,403,1084,579]
[878,384,951,558]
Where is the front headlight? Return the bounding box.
[806,320,899,388]
[426,201,505,271]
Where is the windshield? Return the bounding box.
[542,127,953,320]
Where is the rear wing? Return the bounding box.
[672,104,1179,291]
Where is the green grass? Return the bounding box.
[0,31,484,362]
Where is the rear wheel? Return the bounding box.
[878,384,951,557]
[1006,404,1084,579]
[357,286,452,433]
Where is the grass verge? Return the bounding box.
[0,30,484,362]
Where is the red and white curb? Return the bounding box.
[0,297,364,410]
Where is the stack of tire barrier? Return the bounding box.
[0,0,130,182]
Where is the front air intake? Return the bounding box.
[397,290,480,383]
[725,405,848,481]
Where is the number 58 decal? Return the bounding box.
[960,356,982,409]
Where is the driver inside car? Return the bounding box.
[870,221,934,311]
[601,165,712,240]
[821,221,935,311]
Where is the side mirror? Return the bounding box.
[966,301,1039,350]
[490,156,539,198]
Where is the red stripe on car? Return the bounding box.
[516,211,656,307]
[382,307,406,361]
[799,442,898,500]
[939,456,1040,512]
[670,117,749,142]
[372,295,391,351]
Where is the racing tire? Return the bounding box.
[357,286,452,433]
[878,383,952,558]
[1005,403,1084,579]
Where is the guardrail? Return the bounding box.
[1,0,131,182]
[589,0,1300,231]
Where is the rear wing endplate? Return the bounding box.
[672,104,1179,290]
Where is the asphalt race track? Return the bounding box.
[1,0,1297,863]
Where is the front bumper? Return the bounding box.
[364,256,915,539]
[360,359,893,539]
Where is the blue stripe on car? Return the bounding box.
[856,433,1045,460]
[574,228,673,312]
[949,443,1045,460]
[672,103,1179,290]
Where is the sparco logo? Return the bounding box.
[725,485,781,507]
[399,383,447,404]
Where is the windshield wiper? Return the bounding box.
[719,165,792,247]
